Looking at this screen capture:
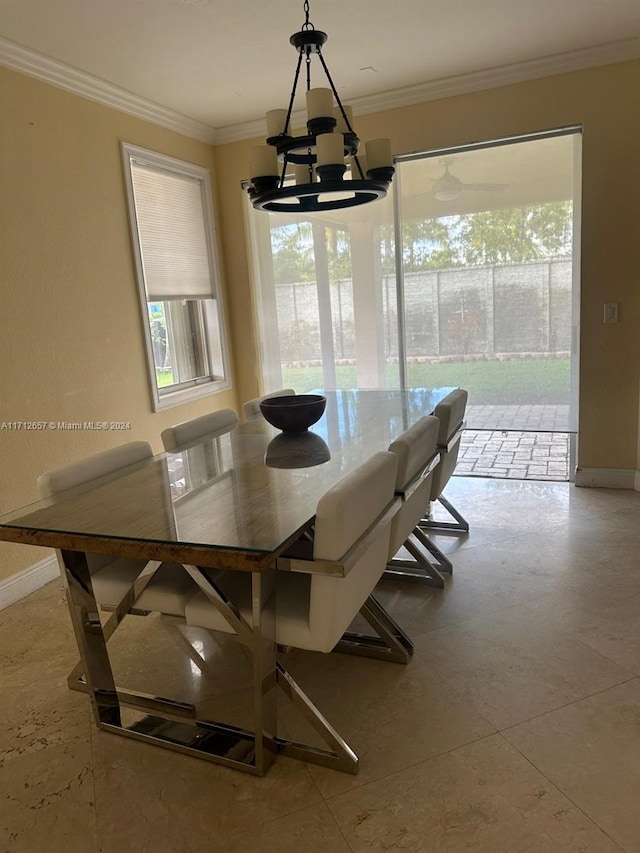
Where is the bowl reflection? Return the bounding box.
[265,432,331,469]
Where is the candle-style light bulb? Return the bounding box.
[306,88,334,121]
[250,145,278,177]
[266,109,288,137]
[316,133,345,167]
[334,105,354,133]
[365,139,392,170]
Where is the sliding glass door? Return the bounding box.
[394,129,581,438]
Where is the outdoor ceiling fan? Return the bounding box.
[432,158,509,201]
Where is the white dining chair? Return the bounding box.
[242,388,295,420]
[420,389,470,533]
[38,440,201,690]
[161,409,239,452]
[385,415,452,587]
[185,450,411,660]
[38,441,198,616]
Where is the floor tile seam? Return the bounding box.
[88,717,103,853]
[410,634,637,733]
[455,528,549,552]
[497,675,640,736]
[388,646,502,733]
[493,730,627,852]
[454,472,570,483]
[463,525,579,551]
[320,730,499,807]
[407,592,544,642]
[407,567,599,641]
[413,608,637,681]
[189,800,354,853]
[330,803,357,852]
[89,748,326,846]
[214,772,330,846]
[0,725,95,775]
[538,622,640,679]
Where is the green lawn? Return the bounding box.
[282,358,570,405]
[156,369,175,388]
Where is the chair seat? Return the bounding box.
[93,559,198,617]
[185,570,312,648]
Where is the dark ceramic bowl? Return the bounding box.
[259,394,326,432]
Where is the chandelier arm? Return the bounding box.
[305,47,312,91]
[353,155,365,180]
[316,51,355,135]
[279,152,290,188]
[284,49,305,136]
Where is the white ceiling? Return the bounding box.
[1,0,639,134]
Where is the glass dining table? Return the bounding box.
[0,387,454,776]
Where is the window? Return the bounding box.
[122,144,230,410]
[245,166,398,393]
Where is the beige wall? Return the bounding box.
[0,67,238,581]
[1,59,639,583]
[216,60,640,474]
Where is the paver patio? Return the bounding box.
[457,404,572,482]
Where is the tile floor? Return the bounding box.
[2,477,640,852]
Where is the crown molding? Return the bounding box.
[2,33,638,147]
[215,36,640,145]
[0,36,217,144]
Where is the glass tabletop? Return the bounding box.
[0,388,454,567]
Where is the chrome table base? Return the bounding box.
[59,549,407,776]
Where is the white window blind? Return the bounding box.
[130,162,215,301]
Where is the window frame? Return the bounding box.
[122,143,231,411]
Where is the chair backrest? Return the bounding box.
[37,440,154,574]
[387,416,440,557]
[431,389,468,500]
[37,440,153,498]
[242,388,295,420]
[161,409,239,452]
[308,450,398,651]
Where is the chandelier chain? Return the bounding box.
[302,0,314,31]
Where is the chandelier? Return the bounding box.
[246,0,394,214]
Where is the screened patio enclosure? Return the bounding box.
[246,129,581,480]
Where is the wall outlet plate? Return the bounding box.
[603,302,619,323]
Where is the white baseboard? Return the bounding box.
[574,467,636,489]
[0,554,59,611]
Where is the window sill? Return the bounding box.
[153,377,232,412]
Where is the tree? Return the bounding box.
[379,201,573,273]
[455,202,573,266]
[379,217,458,274]
[270,222,315,283]
[271,222,353,283]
